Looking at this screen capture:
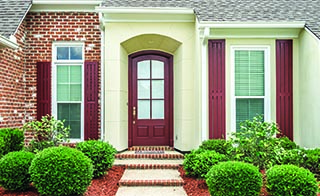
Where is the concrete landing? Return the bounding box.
[116,186,187,196]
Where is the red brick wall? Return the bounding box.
[0,21,27,128]
[0,12,102,141]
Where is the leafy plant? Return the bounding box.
[274,136,298,150]
[199,139,233,155]
[0,151,35,191]
[29,146,93,196]
[23,115,70,153]
[303,148,320,180]
[274,148,305,167]
[0,128,24,158]
[183,149,227,178]
[229,115,280,170]
[266,164,318,196]
[76,140,116,178]
[206,161,262,196]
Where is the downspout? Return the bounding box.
[99,11,105,141]
[201,27,210,142]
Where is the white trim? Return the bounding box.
[198,22,305,29]
[99,12,105,141]
[304,27,320,45]
[0,35,18,49]
[96,7,194,14]
[230,46,271,137]
[201,27,210,142]
[205,35,301,39]
[33,0,101,5]
[52,42,85,142]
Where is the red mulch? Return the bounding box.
[0,166,125,196]
[0,165,319,196]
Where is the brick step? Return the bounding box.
[114,159,183,166]
[128,146,174,151]
[118,179,184,186]
[124,164,180,169]
[116,153,184,159]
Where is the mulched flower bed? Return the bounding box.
[0,165,319,196]
[0,166,125,196]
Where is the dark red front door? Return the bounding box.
[128,51,173,147]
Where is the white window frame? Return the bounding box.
[230,45,271,134]
[52,42,85,142]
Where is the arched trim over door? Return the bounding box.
[128,51,174,147]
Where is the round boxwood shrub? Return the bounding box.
[0,151,35,191]
[266,164,318,196]
[303,148,320,180]
[199,139,233,155]
[76,140,116,178]
[206,161,262,196]
[29,146,93,196]
[183,149,227,178]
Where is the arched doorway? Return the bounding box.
[128,51,173,147]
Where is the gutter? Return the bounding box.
[95,7,194,14]
[0,35,19,49]
[198,22,306,29]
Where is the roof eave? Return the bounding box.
[198,21,306,29]
[0,35,19,49]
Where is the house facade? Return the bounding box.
[0,0,320,151]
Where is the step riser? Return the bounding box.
[116,154,184,159]
[128,146,174,151]
[125,164,180,169]
[119,180,184,186]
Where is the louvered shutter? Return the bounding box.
[37,62,52,120]
[208,40,226,139]
[276,40,293,140]
[84,61,99,140]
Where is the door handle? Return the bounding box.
[133,106,136,124]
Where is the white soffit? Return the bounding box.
[0,35,18,49]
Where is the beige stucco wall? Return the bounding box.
[297,30,320,148]
[103,22,199,151]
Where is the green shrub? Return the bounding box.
[230,115,280,170]
[29,146,93,196]
[23,115,70,153]
[0,151,35,191]
[266,165,318,196]
[199,139,233,155]
[76,140,116,178]
[275,136,298,150]
[303,148,320,180]
[274,148,305,166]
[0,128,24,157]
[206,161,262,196]
[183,149,227,178]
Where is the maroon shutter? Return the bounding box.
[37,62,52,120]
[84,61,99,140]
[208,40,226,139]
[276,40,293,140]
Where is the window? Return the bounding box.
[52,43,84,141]
[231,46,270,132]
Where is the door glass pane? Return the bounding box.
[70,47,82,60]
[58,103,81,139]
[152,100,164,119]
[70,66,82,83]
[57,47,69,60]
[57,66,69,83]
[138,80,150,99]
[152,80,164,99]
[138,100,150,119]
[138,60,150,79]
[152,60,164,79]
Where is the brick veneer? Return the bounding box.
[0,21,27,128]
[0,11,102,143]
